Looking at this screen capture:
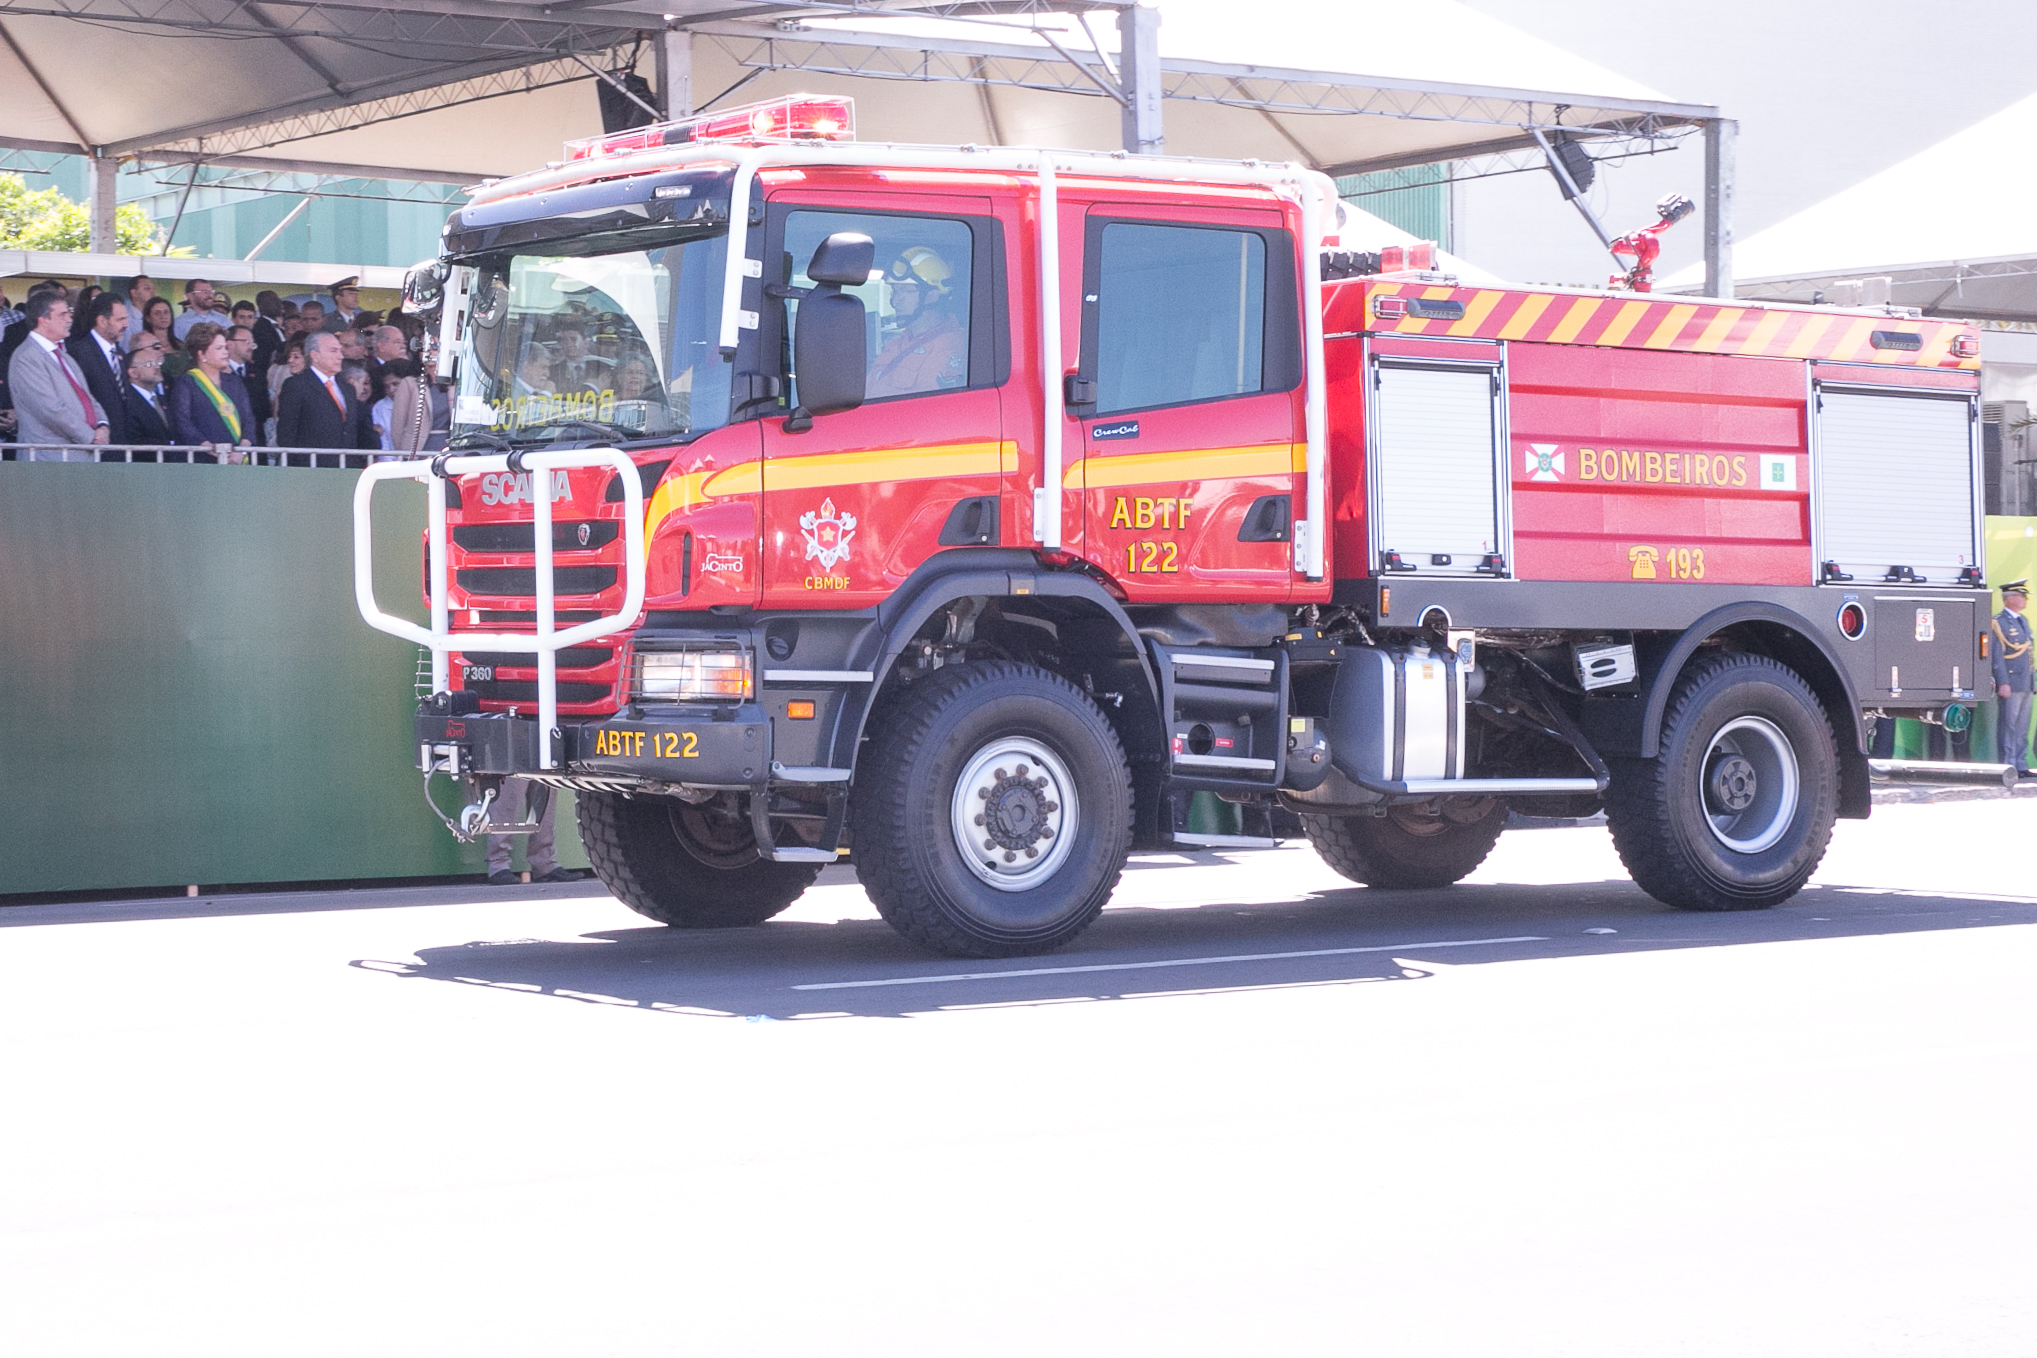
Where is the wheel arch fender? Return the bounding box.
[1631,602,1869,819]
[826,549,1164,771]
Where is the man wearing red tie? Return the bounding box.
[274,330,375,466]
[5,292,108,459]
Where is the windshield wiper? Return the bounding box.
[514,417,636,443]
[447,429,512,451]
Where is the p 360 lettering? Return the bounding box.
[593,728,698,758]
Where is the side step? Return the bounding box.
[1172,831,1281,850]
[1870,758,2018,788]
[1351,775,1604,797]
[1155,644,1288,786]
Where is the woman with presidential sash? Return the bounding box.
[168,322,256,463]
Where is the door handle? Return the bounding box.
[1237,494,1290,542]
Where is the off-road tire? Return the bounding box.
[578,790,821,927]
[853,662,1132,958]
[1605,652,1837,912]
[1300,797,1507,889]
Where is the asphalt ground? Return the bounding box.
[3,797,2035,1356]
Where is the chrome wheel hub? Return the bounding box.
[1701,716,1799,854]
[950,737,1078,891]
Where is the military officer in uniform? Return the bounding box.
[320,276,363,333]
[1992,579,2033,774]
[869,245,966,398]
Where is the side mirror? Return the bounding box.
[787,232,872,429]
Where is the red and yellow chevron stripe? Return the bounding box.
[1354,282,1981,370]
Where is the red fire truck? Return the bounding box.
[359,96,1991,958]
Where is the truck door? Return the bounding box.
[1813,383,1981,585]
[1069,208,1303,601]
[1368,355,1509,576]
[756,197,1006,608]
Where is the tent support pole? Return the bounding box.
[1118,3,1163,155]
[87,154,118,253]
[1704,117,1735,299]
[656,28,693,119]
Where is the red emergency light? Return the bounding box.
[565,95,856,162]
[1377,242,1436,273]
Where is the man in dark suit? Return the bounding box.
[118,342,173,455]
[66,292,130,445]
[275,330,375,466]
[225,323,270,442]
[253,291,287,350]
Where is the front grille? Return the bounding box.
[477,609,599,624]
[461,647,614,670]
[454,521,620,552]
[464,679,614,704]
[457,566,618,596]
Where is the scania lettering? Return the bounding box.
[358,96,1993,959]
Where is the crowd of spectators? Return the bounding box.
[0,274,449,464]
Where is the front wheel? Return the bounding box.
[853,662,1133,958]
[578,790,821,927]
[1605,652,1838,911]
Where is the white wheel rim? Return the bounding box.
[949,737,1078,892]
[1701,715,1799,854]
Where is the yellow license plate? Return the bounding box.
[589,726,700,760]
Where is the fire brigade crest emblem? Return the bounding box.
[799,497,857,572]
[1524,443,1564,482]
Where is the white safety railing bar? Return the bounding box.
[464,137,1334,578]
[1037,153,1063,551]
[4,444,427,463]
[353,447,646,770]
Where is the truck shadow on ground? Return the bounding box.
[351,874,2037,1021]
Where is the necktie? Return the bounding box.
[323,376,347,415]
[53,348,97,431]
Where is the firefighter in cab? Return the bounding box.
[870,246,966,397]
[1994,579,2034,776]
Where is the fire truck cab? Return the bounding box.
[360,97,1990,958]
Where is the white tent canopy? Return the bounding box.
[1661,89,2037,320]
[0,2,1714,178]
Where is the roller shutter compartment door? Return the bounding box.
[1817,390,1978,583]
[1372,363,1503,575]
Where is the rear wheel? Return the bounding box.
[1606,652,1837,911]
[578,790,821,927]
[1301,797,1506,889]
[853,662,1132,958]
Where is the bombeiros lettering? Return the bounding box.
[1571,448,1751,487]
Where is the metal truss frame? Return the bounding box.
[133,43,643,162]
[0,2,1106,153]
[1735,255,2037,320]
[125,162,467,208]
[688,21,1715,173]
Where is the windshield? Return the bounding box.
[452,229,731,443]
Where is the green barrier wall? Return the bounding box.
[0,463,585,896]
[5,473,2030,897]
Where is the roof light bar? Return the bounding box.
[565,95,855,162]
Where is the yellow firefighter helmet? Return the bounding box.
[889,246,954,297]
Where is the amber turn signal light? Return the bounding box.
[786,700,816,720]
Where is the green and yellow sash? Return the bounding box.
[189,369,242,442]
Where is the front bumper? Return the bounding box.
[418,706,769,786]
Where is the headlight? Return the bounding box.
[634,650,752,703]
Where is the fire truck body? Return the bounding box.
[370,103,1988,958]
